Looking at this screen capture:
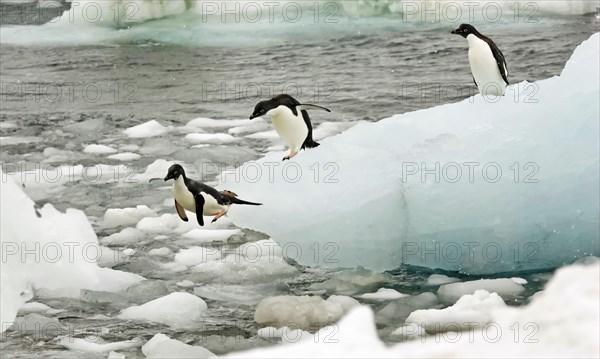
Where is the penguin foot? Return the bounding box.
[282,151,298,161]
[211,210,227,223]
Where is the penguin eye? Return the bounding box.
[463,28,468,32]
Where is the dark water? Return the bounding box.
[0,3,598,357]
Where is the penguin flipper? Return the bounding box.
[472,76,477,86]
[488,40,509,85]
[300,110,320,149]
[193,194,205,226]
[175,200,188,222]
[297,104,331,112]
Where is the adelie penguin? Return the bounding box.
[164,164,262,226]
[452,24,509,97]
[250,94,331,161]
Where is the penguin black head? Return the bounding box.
[451,24,479,39]
[164,164,186,181]
[250,94,300,119]
[250,98,280,119]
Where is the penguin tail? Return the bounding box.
[233,198,263,206]
[303,139,320,149]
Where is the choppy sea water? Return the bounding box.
[1,2,599,357]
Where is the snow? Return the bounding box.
[102,205,157,228]
[0,171,144,330]
[427,274,460,286]
[254,295,360,331]
[123,120,169,138]
[59,336,143,353]
[312,121,363,141]
[405,290,506,333]
[83,144,117,154]
[438,278,525,304]
[107,152,141,161]
[118,292,208,329]
[227,260,600,358]
[142,333,215,359]
[185,133,238,145]
[224,33,600,274]
[358,288,408,301]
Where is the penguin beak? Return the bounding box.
[451,29,458,34]
[249,113,258,120]
[164,175,171,181]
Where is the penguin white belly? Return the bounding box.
[173,178,196,212]
[467,35,506,96]
[173,179,227,216]
[271,106,308,152]
[201,192,227,216]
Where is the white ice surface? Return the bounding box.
[59,336,143,353]
[437,278,525,304]
[118,292,208,329]
[358,288,408,301]
[254,295,360,330]
[142,333,215,359]
[0,171,144,330]
[405,290,507,332]
[227,260,600,358]
[83,144,117,154]
[107,152,141,161]
[123,120,169,138]
[102,205,157,228]
[223,33,600,274]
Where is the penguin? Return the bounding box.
[164,164,262,226]
[451,24,509,96]
[250,94,331,161]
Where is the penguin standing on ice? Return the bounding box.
[250,94,331,161]
[451,24,509,96]
[164,164,262,226]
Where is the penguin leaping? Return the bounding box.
[452,24,509,96]
[250,94,331,161]
[164,164,262,226]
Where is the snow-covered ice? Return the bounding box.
[405,290,506,333]
[426,274,460,286]
[118,292,208,329]
[107,152,141,161]
[83,144,117,154]
[181,228,242,243]
[437,278,525,304]
[254,295,360,330]
[59,336,143,353]
[174,246,222,266]
[142,333,215,358]
[227,260,600,358]
[224,33,600,274]
[0,170,144,330]
[123,120,169,138]
[358,288,408,301]
[102,205,157,228]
